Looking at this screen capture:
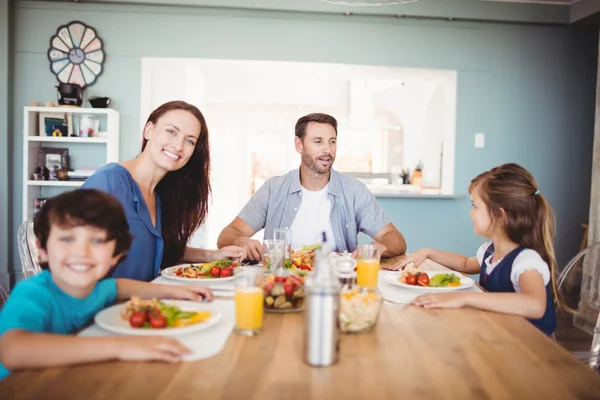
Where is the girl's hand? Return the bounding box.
[386,248,430,271]
[115,336,191,363]
[212,246,246,262]
[169,286,214,302]
[413,292,468,309]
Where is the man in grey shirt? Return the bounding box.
[217,113,407,261]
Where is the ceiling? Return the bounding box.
[33,0,599,24]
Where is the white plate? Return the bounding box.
[384,271,475,292]
[94,299,222,336]
[160,264,235,283]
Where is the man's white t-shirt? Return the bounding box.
[289,184,336,250]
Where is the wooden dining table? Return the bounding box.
[2,256,600,399]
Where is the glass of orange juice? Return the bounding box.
[234,267,264,336]
[356,244,381,288]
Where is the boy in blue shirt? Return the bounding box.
[0,189,214,379]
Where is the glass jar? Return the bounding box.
[263,242,306,313]
[338,286,383,334]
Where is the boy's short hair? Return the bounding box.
[33,189,133,270]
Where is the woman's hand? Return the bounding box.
[412,292,469,309]
[168,285,214,302]
[211,246,246,262]
[386,248,430,271]
[115,336,191,363]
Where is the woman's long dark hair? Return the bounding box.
[141,101,211,268]
[469,163,559,305]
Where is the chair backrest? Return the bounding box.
[557,241,600,371]
[17,220,42,278]
[0,283,8,309]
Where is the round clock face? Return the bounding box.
[47,21,105,88]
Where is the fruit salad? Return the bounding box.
[262,273,306,312]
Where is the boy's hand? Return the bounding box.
[169,286,214,302]
[116,336,191,363]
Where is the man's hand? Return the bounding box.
[236,237,263,261]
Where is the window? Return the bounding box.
[141,58,457,247]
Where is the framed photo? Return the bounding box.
[38,112,73,137]
[38,147,69,176]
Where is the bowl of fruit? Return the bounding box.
[262,272,306,313]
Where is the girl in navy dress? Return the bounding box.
[395,163,558,336]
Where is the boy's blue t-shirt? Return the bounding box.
[0,271,117,380]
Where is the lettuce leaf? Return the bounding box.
[429,273,460,287]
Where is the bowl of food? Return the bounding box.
[262,272,306,313]
[339,286,383,333]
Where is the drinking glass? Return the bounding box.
[262,239,284,274]
[234,267,265,336]
[356,245,381,288]
[274,228,292,259]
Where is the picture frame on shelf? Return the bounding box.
[37,147,69,181]
[38,112,73,137]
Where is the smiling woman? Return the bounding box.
[81,101,246,281]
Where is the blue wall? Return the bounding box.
[10,1,598,276]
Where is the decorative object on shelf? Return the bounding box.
[89,96,111,108]
[410,160,423,187]
[33,198,48,216]
[56,82,83,107]
[29,101,41,107]
[38,112,73,137]
[47,21,105,89]
[320,0,419,5]
[44,101,58,107]
[35,165,49,181]
[38,148,69,181]
[56,168,70,181]
[78,114,99,137]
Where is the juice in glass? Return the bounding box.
[356,244,382,288]
[235,287,264,334]
[234,267,264,336]
[356,259,380,288]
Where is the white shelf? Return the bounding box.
[23,106,120,222]
[27,136,109,144]
[24,106,117,116]
[27,180,84,187]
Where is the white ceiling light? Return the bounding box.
[320,0,419,5]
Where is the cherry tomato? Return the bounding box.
[275,276,286,283]
[405,275,418,285]
[284,282,295,296]
[230,262,238,269]
[417,273,430,287]
[175,269,182,276]
[149,313,167,329]
[210,266,221,278]
[263,281,275,293]
[129,311,146,328]
[289,275,304,286]
[220,266,233,277]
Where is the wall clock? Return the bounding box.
[47,21,105,88]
